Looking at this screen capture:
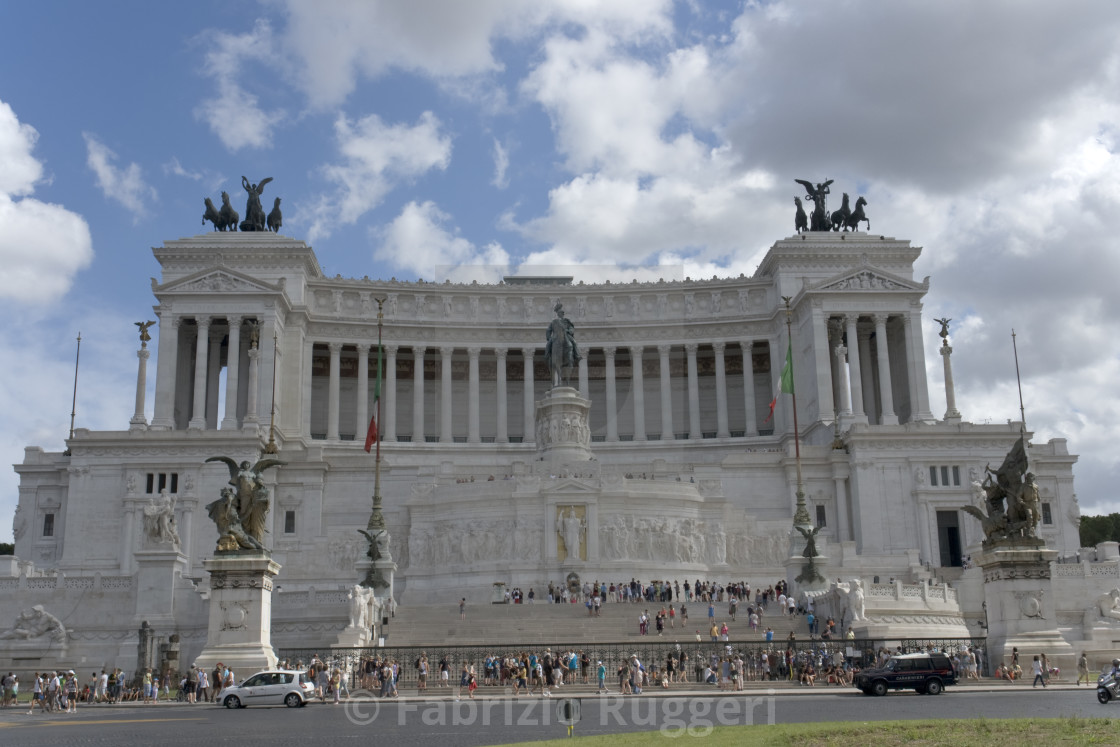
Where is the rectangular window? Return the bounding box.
[157,473,167,493]
[952,466,961,486]
[284,510,296,535]
[815,504,827,528]
[146,473,155,494]
[1041,502,1053,525]
[170,473,179,493]
[42,513,55,538]
[940,466,950,486]
[929,466,938,486]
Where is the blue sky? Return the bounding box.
[3,0,1120,541]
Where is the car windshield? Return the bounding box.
[885,659,900,671]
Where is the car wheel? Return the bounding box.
[224,695,241,709]
[285,693,302,708]
[925,679,942,696]
[915,684,927,695]
[871,680,888,697]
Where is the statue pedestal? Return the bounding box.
[357,558,397,601]
[786,553,829,596]
[133,548,188,627]
[977,546,1071,665]
[535,387,594,465]
[194,552,281,675]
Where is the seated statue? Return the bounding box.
[1095,588,1120,623]
[0,605,67,642]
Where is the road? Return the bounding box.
[0,686,1109,746]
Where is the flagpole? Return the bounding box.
[783,298,812,529]
[367,298,386,532]
[65,332,81,456]
[1011,329,1026,435]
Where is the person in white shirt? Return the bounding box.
[97,670,108,703]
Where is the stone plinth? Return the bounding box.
[786,553,829,596]
[977,546,1072,665]
[133,549,188,627]
[194,552,281,674]
[535,387,593,466]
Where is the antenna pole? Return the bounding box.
[1011,329,1026,434]
[66,332,82,451]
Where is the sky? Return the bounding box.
[2,0,1120,543]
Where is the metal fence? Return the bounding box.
[277,636,987,687]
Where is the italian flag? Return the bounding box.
[763,341,794,424]
[364,344,383,453]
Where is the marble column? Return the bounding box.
[835,344,852,417]
[178,501,195,568]
[412,347,425,442]
[900,314,920,423]
[151,315,180,430]
[686,343,701,439]
[221,316,242,430]
[119,501,136,573]
[858,328,876,424]
[740,340,758,437]
[522,347,535,442]
[384,345,398,442]
[188,318,211,430]
[495,348,508,443]
[941,341,961,421]
[629,345,646,441]
[130,346,150,430]
[327,342,342,440]
[713,341,729,438]
[206,333,222,427]
[843,315,866,421]
[356,344,370,443]
[468,346,481,443]
[440,346,453,443]
[905,309,935,421]
[833,474,850,543]
[813,309,835,420]
[873,314,898,425]
[658,344,673,440]
[301,339,314,439]
[604,346,618,441]
[577,356,589,399]
[244,346,260,427]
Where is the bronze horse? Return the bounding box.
[844,196,869,232]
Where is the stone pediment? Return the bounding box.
[153,267,280,295]
[541,477,598,494]
[813,266,928,293]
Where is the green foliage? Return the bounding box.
[0,542,13,555]
[1079,513,1120,547]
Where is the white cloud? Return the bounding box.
[277,0,673,108]
[83,133,157,215]
[0,100,91,304]
[195,20,285,151]
[375,200,509,281]
[306,112,452,241]
[0,100,43,196]
[491,138,510,189]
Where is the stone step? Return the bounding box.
[385,602,812,646]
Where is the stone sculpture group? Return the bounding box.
[794,179,870,233]
[0,605,66,642]
[204,455,285,552]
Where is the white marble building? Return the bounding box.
[5,228,1107,667]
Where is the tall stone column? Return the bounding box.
[685,343,701,439]
[577,356,589,399]
[301,338,314,439]
[900,314,921,422]
[327,342,342,440]
[713,341,729,438]
[629,345,646,441]
[221,316,242,430]
[412,347,425,442]
[872,314,898,425]
[151,314,180,430]
[384,345,398,442]
[522,347,535,442]
[130,345,150,431]
[206,333,222,427]
[468,346,481,443]
[188,318,211,430]
[941,339,961,421]
[844,315,867,422]
[833,474,850,543]
[495,348,508,443]
[905,309,935,421]
[835,344,852,417]
[658,344,673,440]
[604,346,618,441]
[812,309,835,420]
[244,346,260,427]
[120,499,137,573]
[356,344,370,442]
[440,346,454,443]
[741,340,757,437]
[858,328,875,424]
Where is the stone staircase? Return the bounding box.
[383,599,808,646]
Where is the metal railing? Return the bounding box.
[277,636,988,687]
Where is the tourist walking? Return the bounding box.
[1031,655,1047,688]
[1077,652,1090,685]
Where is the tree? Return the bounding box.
[0,542,13,556]
[1079,513,1120,547]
